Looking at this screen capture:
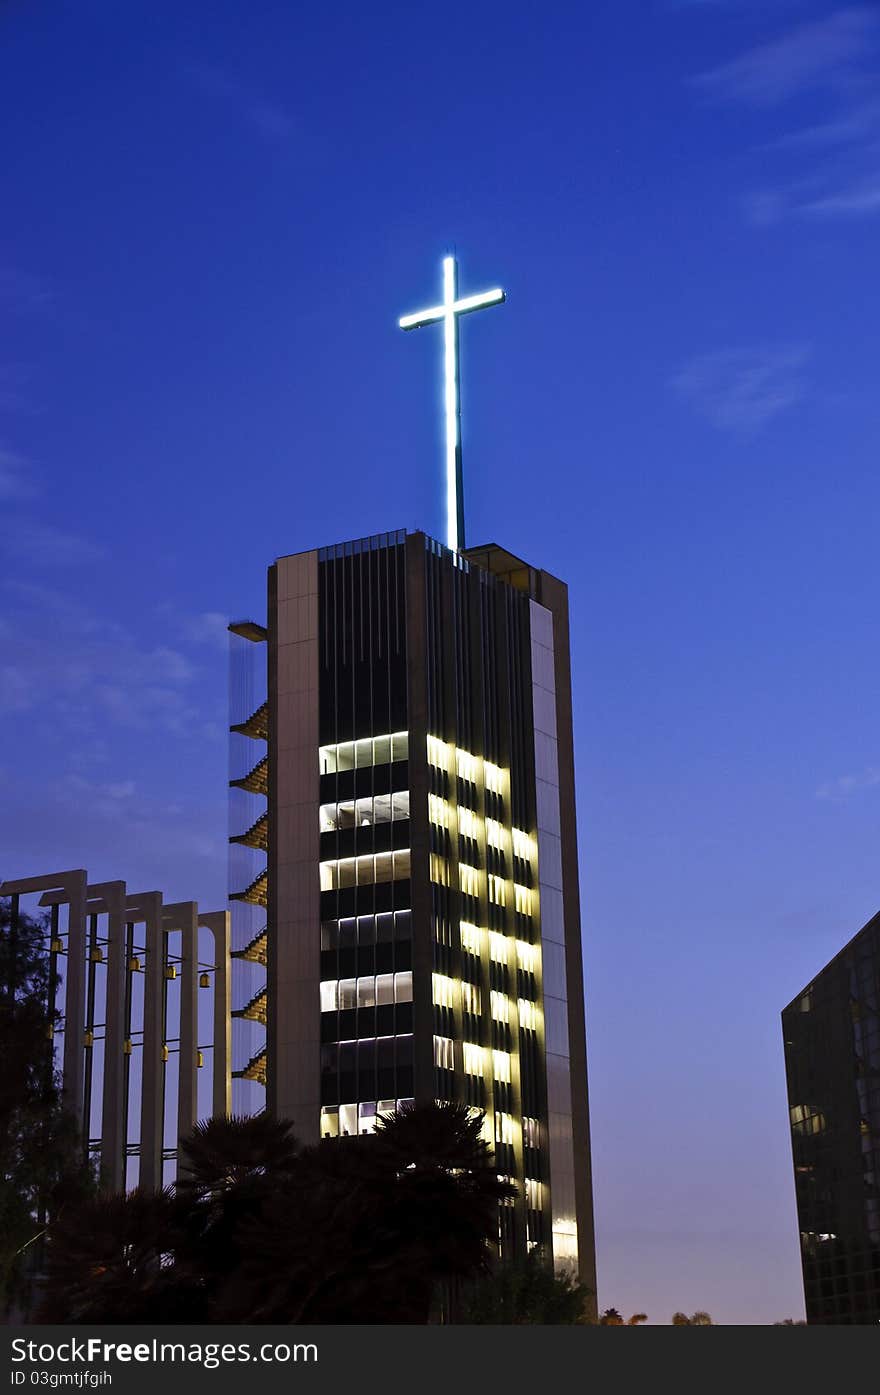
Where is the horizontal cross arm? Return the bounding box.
[398,304,445,331]
[453,288,506,316]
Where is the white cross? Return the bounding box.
[399,255,505,553]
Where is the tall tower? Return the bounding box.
[227,529,596,1305]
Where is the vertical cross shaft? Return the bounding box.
[400,254,506,553]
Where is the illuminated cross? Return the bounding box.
[399,255,505,553]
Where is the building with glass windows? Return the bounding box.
[782,910,880,1324]
[228,530,596,1302]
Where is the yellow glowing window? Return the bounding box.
[488,931,508,963]
[461,981,480,1014]
[484,761,503,795]
[517,941,539,974]
[514,884,532,916]
[433,1035,454,1070]
[490,991,510,1023]
[432,973,454,1009]
[488,874,506,906]
[493,1049,511,1083]
[790,1104,826,1136]
[430,852,449,886]
[496,1112,515,1145]
[463,1042,484,1077]
[460,922,482,954]
[512,827,532,861]
[486,818,506,851]
[456,749,479,784]
[428,793,449,828]
[459,863,481,898]
[518,999,539,1031]
[458,806,479,840]
[427,734,452,770]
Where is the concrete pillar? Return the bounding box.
[1,871,88,1124]
[162,902,199,1176]
[199,910,231,1119]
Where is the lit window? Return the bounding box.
[459,864,481,898]
[486,818,507,851]
[512,827,532,860]
[320,791,411,832]
[434,1035,454,1070]
[495,1112,515,1145]
[790,1104,826,1136]
[394,971,413,1003]
[460,922,482,954]
[375,973,394,1006]
[488,932,508,963]
[461,981,481,1015]
[514,884,532,916]
[458,806,480,840]
[493,1050,511,1083]
[525,1178,543,1210]
[319,731,408,775]
[357,977,375,1008]
[358,1102,377,1135]
[339,1103,358,1137]
[320,850,411,890]
[338,979,357,1010]
[430,852,449,886]
[320,1108,339,1138]
[518,999,539,1031]
[523,1117,540,1149]
[456,749,479,784]
[463,1042,484,1076]
[429,793,449,828]
[484,761,503,795]
[488,874,506,906]
[516,941,539,974]
[432,973,454,1008]
[320,980,338,1013]
[490,991,510,1023]
[427,734,451,770]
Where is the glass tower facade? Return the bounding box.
[228,530,596,1304]
[782,910,880,1324]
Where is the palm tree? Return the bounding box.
[38,1189,198,1322]
[599,1307,647,1325]
[176,1113,299,1198]
[232,1101,513,1323]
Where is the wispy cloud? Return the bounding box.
[695,8,876,107]
[185,61,295,144]
[671,343,810,432]
[690,6,880,222]
[5,519,105,566]
[0,583,223,739]
[816,766,880,801]
[0,446,38,501]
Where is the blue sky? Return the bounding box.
[3,0,880,1323]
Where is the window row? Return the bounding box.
[320,1098,414,1138]
[321,911,412,951]
[319,732,409,774]
[320,849,411,890]
[320,791,410,831]
[321,971,413,1012]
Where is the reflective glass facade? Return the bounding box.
[782,911,880,1324]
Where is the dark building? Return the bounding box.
[228,530,596,1303]
[782,911,880,1324]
